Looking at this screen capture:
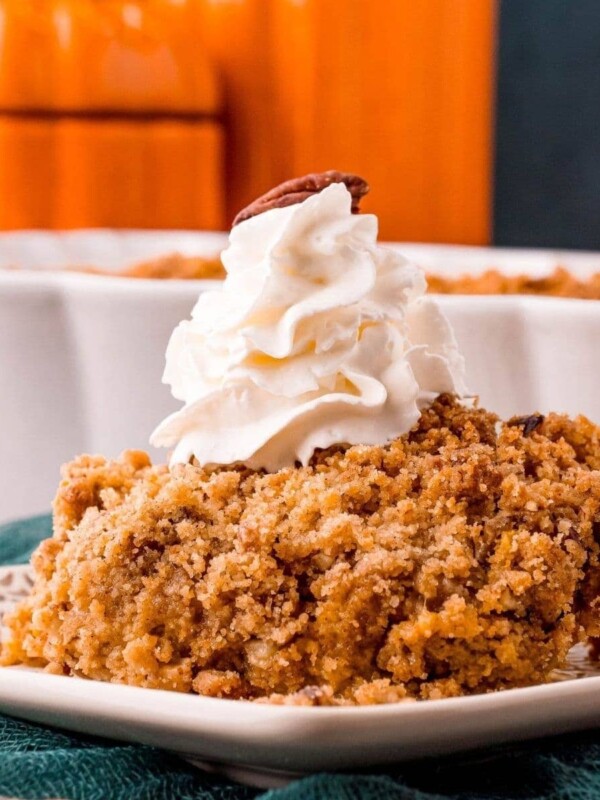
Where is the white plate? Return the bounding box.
[1,565,600,787]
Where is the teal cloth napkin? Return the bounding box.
[1,514,600,800]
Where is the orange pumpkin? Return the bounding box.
[0,0,224,230]
[199,0,496,243]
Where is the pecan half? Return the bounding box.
[508,413,545,436]
[232,170,369,227]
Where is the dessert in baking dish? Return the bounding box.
[2,172,599,704]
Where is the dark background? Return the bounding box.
[495,0,600,249]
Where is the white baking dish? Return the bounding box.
[1,232,599,524]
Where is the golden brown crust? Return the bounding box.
[2,396,600,704]
[71,254,226,281]
[426,267,600,300]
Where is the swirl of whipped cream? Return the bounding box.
[151,183,467,470]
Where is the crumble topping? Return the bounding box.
[426,266,600,300]
[2,396,599,704]
[72,253,226,280]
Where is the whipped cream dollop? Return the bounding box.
[151,183,467,470]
